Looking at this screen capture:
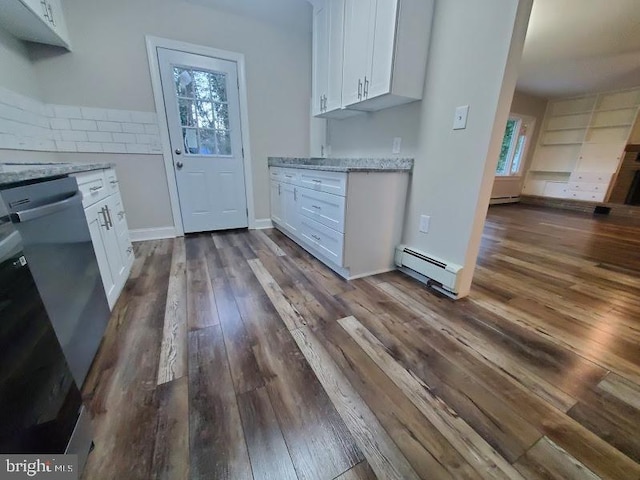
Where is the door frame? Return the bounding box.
[145,35,255,236]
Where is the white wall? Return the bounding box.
[0,27,41,98]
[327,0,532,297]
[0,0,312,231]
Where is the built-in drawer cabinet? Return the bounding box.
[568,190,606,202]
[298,170,347,196]
[568,182,607,193]
[298,187,346,233]
[298,215,345,266]
[569,172,612,184]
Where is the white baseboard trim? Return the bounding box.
[252,218,273,230]
[130,226,178,242]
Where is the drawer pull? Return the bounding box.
[118,211,125,219]
[285,174,293,178]
[110,180,119,185]
[311,234,321,241]
[89,186,101,192]
[312,179,322,183]
[312,205,321,210]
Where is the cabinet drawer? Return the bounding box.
[568,191,606,202]
[298,186,346,233]
[298,170,347,196]
[270,167,284,181]
[568,182,607,193]
[270,167,298,184]
[74,170,108,207]
[104,168,120,194]
[569,172,611,184]
[299,215,344,266]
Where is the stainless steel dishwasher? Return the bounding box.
[0,176,111,387]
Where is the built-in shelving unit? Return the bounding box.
[523,87,640,202]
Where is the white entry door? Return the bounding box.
[157,48,248,233]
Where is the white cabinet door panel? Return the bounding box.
[312,5,329,116]
[298,187,346,233]
[270,180,283,225]
[342,0,374,106]
[367,0,398,100]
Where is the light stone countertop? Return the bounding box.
[268,157,414,172]
[0,162,114,187]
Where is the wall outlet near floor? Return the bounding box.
[419,215,430,233]
[392,137,402,154]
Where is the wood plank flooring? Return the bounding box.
[81,205,640,479]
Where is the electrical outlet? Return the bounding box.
[392,137,402,154]
[419,215,430,233]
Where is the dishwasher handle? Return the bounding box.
[10,191,82,223]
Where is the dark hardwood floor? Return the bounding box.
[81,204,640,479]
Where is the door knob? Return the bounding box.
[176,161,184,169]
[175,148,182,155]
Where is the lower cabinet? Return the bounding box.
[74,168,134,309]
[269,166,409,279]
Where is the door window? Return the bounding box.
[173,67,231,156]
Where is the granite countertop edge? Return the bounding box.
[0,162,115,187]
[268,157,414,173]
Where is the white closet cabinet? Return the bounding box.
[74,168,134,309]
[341,0,434,112]
[0,0,71,49]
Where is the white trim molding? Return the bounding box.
[252,218,274,230]
[130,226,178,242]
[145,35,257,236]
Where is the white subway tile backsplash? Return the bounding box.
[112,132,136,143]
[60,130,89,142]
[96,121,122,132]
[122,122,145,134]
[77,142,103,153]
[49,118,71,130]
[70,119,98,131]
[106,110,131,122]
[144,123,160,135]
[55,140,78,152]
[130,111,157,124]
[81,107,108,121]
[102,142,127,153]
[0,89,161,155]
[126,143,150,154]
[52,105,83,119]
[87,131,113,142]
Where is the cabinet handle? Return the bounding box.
[100,207,110,231]
[110,180,119,185]
[47,3,55,25]
[312,205,321,210]
[294,187,297,201]
[105,206,113,229]
[312,179,322,183]
[358,79,362,100]
[311,234,321,241]
[364,76,369,98]
[89,185,101,193]
[118,210,125,219]
[41,1,49,20]
[285,174,293,178]
[278,183,281,195]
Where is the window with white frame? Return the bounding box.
[496,115,533,176]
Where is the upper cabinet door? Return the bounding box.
[312,5,329,116]
[367,0,399,101]
[325,0,346,112]
[0,0,71,49]
[342,0,374,107]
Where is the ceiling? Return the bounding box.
[518,0,640,98]
[184,0,312,33]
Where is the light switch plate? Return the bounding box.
[392,137,402,154]
[419,215,430,233]
[453,105,469,130]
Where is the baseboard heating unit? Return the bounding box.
[394,245,463,299]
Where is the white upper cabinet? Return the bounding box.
[0,0,71,49]
[312,0,357,118]
[312,4,329,117]
[315,0,433,115]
